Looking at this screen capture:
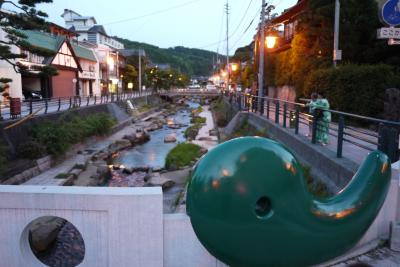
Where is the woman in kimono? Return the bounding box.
[315,92,331,145]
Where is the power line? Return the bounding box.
[230,7,261,49]
[104,0,202,26]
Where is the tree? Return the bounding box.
[122,64,138,90]
[0,0,55,93]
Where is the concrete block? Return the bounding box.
[0,186,163,267]
[164,213,228,267]
[391,222,400,252]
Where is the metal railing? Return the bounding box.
[227,91,400,163]
[0,91,153,121]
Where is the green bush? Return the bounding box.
[211,97,230,127]
[165,143,202,170]
[304,64,400,117]
[184,124,202,139]
[32,113,116,156]
[190,117,206,124]
[17,139,46,160]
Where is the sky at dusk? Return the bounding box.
[36,0,298,54]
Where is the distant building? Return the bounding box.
[61,9,124,50]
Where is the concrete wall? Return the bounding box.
[268,85,297,103]
[0,186,163,267]
[0,181,398,267]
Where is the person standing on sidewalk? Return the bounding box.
[307,92,318,137]
[315,92,331,146]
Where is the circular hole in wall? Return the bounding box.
[22,216,85,267]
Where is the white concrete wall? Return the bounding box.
[0,168,398,267]
[0,186,163,267]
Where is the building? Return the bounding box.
[61,9,124,50]
[269,0,308,53]
[19,30,82,98]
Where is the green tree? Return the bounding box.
[0,0,55,91]
[122,64,138,90]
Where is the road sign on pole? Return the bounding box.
[377,27,400,39]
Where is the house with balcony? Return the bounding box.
[269,0,307,53]
[61,9,124,50]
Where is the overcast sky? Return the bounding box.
[36,0,297,54]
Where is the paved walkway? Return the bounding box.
[192,105,218,150]
[241,102,380,166]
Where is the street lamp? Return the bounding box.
[266,36,277,49]
[231,63,239,72]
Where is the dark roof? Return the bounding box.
[21,30,84,69]
[270,0,307,25]
[88,25,107,36]
[71,43,97,62]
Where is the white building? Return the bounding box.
[61,9,124,50]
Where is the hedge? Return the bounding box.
[304,64,400,117]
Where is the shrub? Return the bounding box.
[190,117,206,124]
[184,124,202,139]
[17,139,46,160]
[304,64,400,118]
[211,97,230,127]
[165,143,202,170]
[31,113,116,156]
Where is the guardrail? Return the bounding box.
[159,89,220,95]
[0,91,153,121]
[227,92,400,163]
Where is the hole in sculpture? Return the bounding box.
[255,196,272,218]
[26,216,85,267]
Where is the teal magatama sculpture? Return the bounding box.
[186,137,391,267]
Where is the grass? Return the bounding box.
[226,121,269,141]
[302,165,331,198]
[165,143,202,170]
[190,117,206,124]
[138,104,152,113]
[184,124,202,139]
[55,173,70,179]
[29,112,116,157]
[211,97,230,127]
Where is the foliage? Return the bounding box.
[144,67,189,91]
[138,104,152,113]
[211,97,231,127]
[0,0,56,86]
[55,173,70,179]
[17,138,46,159]
[115,37,221,76]
[227,121,268,141]
[260,0,400,97]
[302,165,331,198]
[184,124,202,139]
[304,64,400,117]
[32,113,116,156]
[165,143,202,169]
[190,117,206,124]
[122,64,138,90]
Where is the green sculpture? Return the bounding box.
[187,137,391,267]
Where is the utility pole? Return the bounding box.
[333,0,341,67]
[258,0,266,113]
[225,1,230,91]
[138,48,142,96]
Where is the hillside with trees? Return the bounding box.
[115,37,221,77]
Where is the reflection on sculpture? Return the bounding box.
[187,137,391,267]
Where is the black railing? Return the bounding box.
[227,91,400,163]
[0,91,153,121]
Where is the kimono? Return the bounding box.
[314,98,331,144]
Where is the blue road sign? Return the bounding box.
[382,0,400,26]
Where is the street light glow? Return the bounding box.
[231,63,238,72]
[266,36,277,49]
